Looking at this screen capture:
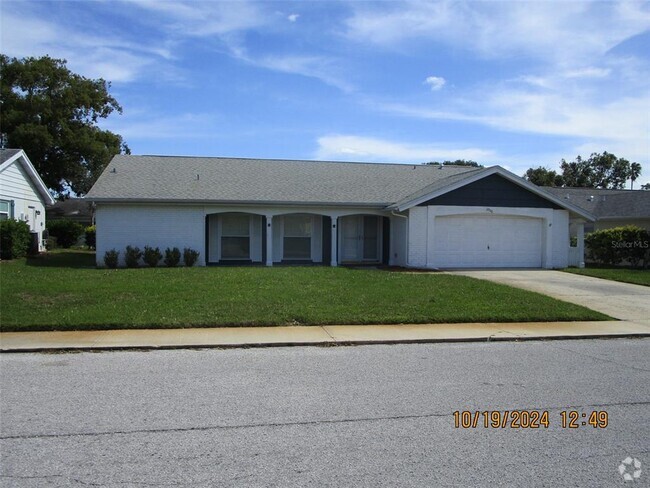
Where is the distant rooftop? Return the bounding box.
[544,186,650,219]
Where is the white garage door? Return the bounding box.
[432,215,543,268]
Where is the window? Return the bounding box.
[284,215,311,259]
[221,214,250,259]
[0,201,9,221]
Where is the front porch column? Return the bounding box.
[330,216,338,267]
[576,221,585,268]
[265,215,273,266]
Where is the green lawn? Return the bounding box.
[563,266,650,287]
[0,250,610,332]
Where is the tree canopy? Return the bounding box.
[0,55,129,196]
[425,160,483,167]
[523,167,564,187]
[523,152,642,189]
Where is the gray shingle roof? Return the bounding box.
[544,187,650,219]
[0,148,22,164]
[86,155,481,206]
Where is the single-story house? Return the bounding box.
[0,148,55,252]
[544,187,650,234]
[86,155,595,269]
[46,198,95,227]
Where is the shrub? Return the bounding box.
[104,249,119,269]
[124,245,143,268]
[164,247,181,267]
[46,236,58,250]
[183,247,200,267]
[0,219,31,259]
[85,225,96,249]
[585,226,650,268]
[143,246,162,267]
[47,219,84,248]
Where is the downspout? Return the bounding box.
[391,210,410,267]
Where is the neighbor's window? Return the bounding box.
[221,214,250,259]
[0,201,9,221]
[284,215,311,259]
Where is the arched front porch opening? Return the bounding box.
[205,212,266,265]
[271,213,331,265]
[337,214,390,265]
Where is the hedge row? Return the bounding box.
[585,226,650,268]
[103,246,200,268]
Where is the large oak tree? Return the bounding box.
[0,55,129,196]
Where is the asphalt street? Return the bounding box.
[1,339,649,487]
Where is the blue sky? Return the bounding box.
[2,0,650,185]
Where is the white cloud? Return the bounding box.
[344,1,650,64]
[315,135,496,163]
[424,76,445,91]
[0,6,174,83]
[370,88,650,164]
[127,1,351,91]
[563,67,611,79]
[249,54,353,92]
[127,0,268,36]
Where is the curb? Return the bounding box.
[2,332,648,353]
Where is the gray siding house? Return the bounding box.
[0,149,55,251]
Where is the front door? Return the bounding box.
[340,216,380,262]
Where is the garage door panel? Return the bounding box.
[433,215,542,268]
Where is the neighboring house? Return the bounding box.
[0,149,55,252]
[86,155,595,269]
[544,187,650,233]
[46,198,95,227]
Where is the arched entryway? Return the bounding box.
[271,213,331,264]
[205,212,265,265]
[338,214,390,265]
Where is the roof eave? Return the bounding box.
[87,197,390,208]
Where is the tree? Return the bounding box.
[523,167,564,187]
[0,55,129,196]
[524,152,643,189]
[425,160,482,167]
[560,152,634,189]
[630,162,642,190]
[642,183,650,190]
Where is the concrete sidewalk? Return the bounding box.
[2,321,649,352]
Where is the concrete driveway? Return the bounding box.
[449,270,650,324]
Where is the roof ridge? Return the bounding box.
[124,154,479,169]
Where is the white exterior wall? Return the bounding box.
[407,207,428,267]
[0,160,48,251]
[551,209,569,268]
[407,205,571,269]
[96,204,206,266]
[95,203,388,266]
